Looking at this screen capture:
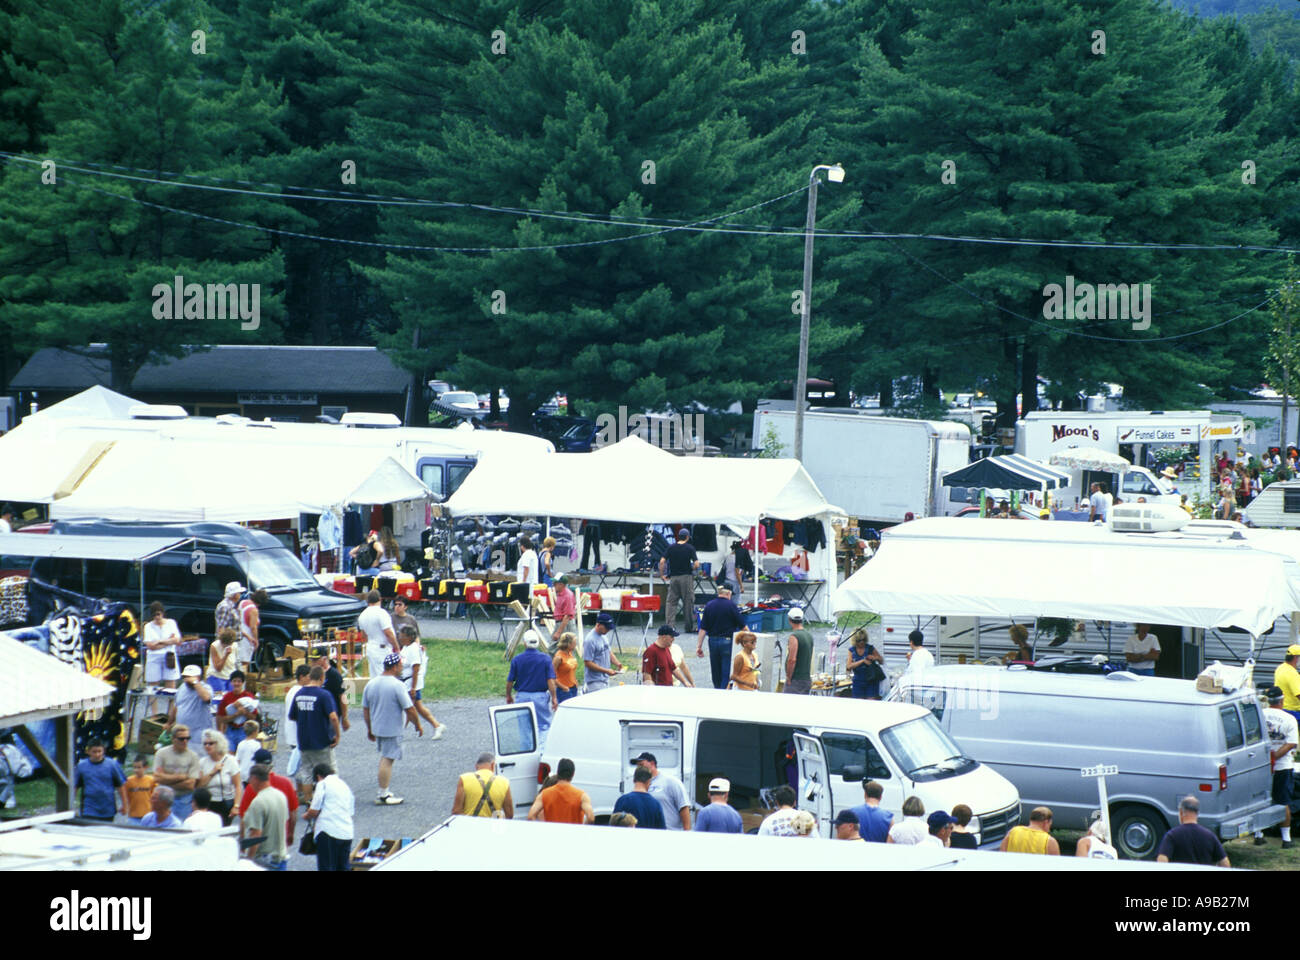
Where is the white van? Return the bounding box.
[488,687,1022,843]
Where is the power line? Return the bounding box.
[7,152,1300,255]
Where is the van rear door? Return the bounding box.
[1216,699,1273,837]
[488,703,542,813]
[793,732,833,837]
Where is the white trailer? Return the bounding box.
[0,812,242,870]
[752,404,970,524]
[1015,410,1244,508]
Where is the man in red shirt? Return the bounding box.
[642,627,693,687]
[217,670,259,752]
[238,748,298,844]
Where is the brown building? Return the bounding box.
[7,345,419,424]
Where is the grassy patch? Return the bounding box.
[835,612,881,631]
[420,636,585,701]
[3,775,56,819]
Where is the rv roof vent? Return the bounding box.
[214,414,251,426]
[340,412,401,429]
[1105,671,1143,681]
[1110,502,1188,534]
[128,403,188,420]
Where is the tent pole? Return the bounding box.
[754,516,761,609]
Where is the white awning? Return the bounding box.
[0,533,193,562]
[47,436,430,522]
[0,634,115,728]
[833,517,1300,636]
[446,435,842,526]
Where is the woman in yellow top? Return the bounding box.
[553,633,580,703]
[730,631,760,690]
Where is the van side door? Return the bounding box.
[488,702,542,814]
[793,732,833,837]
[819,729,906,822]
[621,720,685,794]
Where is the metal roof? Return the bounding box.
[0,635,115,727]
[0,533,194,561]
[561,685,929,729]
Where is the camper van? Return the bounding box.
[489,687,1021,844]
[1242,479,1300,530]
[889,665,1284,859]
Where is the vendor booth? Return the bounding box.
[444,436,844,620]
[833,516,1300,676]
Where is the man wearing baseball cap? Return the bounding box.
[693,777,742,834]
[238,748,299,845]
[1256,685,1299,848]
[169,664,214,747]
[924,810,958,848]
[631,752,690,830]
[312,645,350,731]
[362,651,423,805]
[1275,646,1300,725]
[834,809,864,841]
[582,612,623,692]
[783,607,813,695]
[214,581,243,645]
[506,631,558,745]
[643,625,692,687]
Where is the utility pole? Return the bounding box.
[794,164,844,462]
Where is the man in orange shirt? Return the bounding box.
[526,758,594,824]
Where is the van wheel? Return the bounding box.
[1111,804,1167,860]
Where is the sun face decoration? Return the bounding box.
[79,637,119,723]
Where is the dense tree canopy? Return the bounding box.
[0,0,1295,428]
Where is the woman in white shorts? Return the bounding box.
[143,600,182,686]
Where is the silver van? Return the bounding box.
[888,665,1285,858]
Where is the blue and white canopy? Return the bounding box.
[941,454,1072,492]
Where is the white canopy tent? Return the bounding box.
[46,435,431,522]
[1048,446,1130,471]
[834,517,1300,640]
[446,436,844,618]
[25,385,141,422]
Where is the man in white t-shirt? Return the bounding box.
[0,504,14,533]
[1123,624,1160,675]
[1088,481,1112,522]
[283,665,310,753]
[357,590,398,679]
[1257,686,1298,848]
[184,787,225,832]
[906,630,934,673]
[516,536,539,586]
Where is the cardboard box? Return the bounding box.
[285,645,306,662]
[136,713,170,755]
[350,838,406,871]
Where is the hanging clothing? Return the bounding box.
[767,521,785,556]
[804,519,827,552]
[342,511,363,549]
[691,524,718,552]
[744,526,767,554]
[317,510,341,552]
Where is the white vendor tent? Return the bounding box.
[445,436,844,617]
[46,435,430,522]
[834,517,1300,638]
[25,385,141,422]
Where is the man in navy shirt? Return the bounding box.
[696,586,747,689]
[506,632,558,745]
[1157,796,1230,867]
[74,740,127,821]
[612,766,666,829]
[848,779,894,842]
[288,666,341,802]
[693,777,743,833]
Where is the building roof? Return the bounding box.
[8,345,412,395]
[0,634,115,728]
[562,685,928,729]
[894,664,1256,707]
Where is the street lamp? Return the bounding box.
[794,163,845,462]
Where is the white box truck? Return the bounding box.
[752,404,970,523]
[1015,410,1244,509]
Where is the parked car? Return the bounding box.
[889,665,1284,858]
[488,686,1022,843]
[26,520,365,669]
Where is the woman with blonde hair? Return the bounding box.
[377,526,401,573]
[553,632,580,704]
[791,809,817,837]
[196,728,242,825]
[208,627,238,693]
[540,536,557,585]
[1004,624,1033,663]
[1075,812,1118,860]
[729,631,760,690]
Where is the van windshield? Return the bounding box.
[239,548,316,591]
[880,715,977,782]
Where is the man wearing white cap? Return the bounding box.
[692,777,743,833]
[506,631,558,746]
[362,651,423,805]
[215,581,242,643]
[783,607,813,695]
[169,665,214,745]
